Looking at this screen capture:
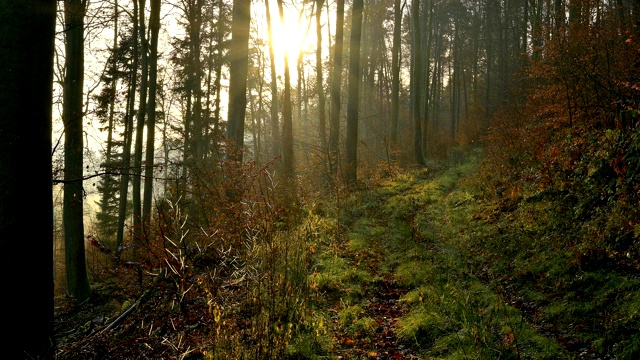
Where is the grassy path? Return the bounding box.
[309,154,565,359]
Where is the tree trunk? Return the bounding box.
[329,0,345,176]
[410,0,426,165]
[143,0,161,231]
[227,0,251,162]
[133,0,148,251]
[117,0,139,257]
[316,0,327,151]
[277,0,294,178]
[0,1,56,357]
[345,0,364,185]
[265,0,280,160]
[390,0,402,144]
[63,0,92,302]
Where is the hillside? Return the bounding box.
[55,150,640,359]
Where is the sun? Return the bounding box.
[263,1,316,66]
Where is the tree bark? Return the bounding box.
[143,0,161,232]
[316,0,327,151]
[63,0,92,302]
[345,0,364,185]
[133,0,148,250]
[329,0,345,176]
[265,0,280,160]
[0,1,56,357]
[390,0,402,144]
[227,0,251,162]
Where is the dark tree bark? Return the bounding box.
[143,0,161,230]
[63,0,92,302]
[316,0,327,151]
[410,0,425,165]
[277,0,294,177]
[329,0,345,176]
[117,0,139,256]
[265,0,280,160]
[0,0,56,357]
[133,0,148,250]
[345,0,364,185]
[390,0,402,144]
[227,0,251,162]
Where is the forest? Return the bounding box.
[1,0,640,358]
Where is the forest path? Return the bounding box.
[315,154,569,359]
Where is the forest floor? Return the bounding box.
[54,150,640,359]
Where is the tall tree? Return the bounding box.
[116,3,140,256]
[0,1,56,357]
[329,0,345,176]
[143,0,162,231]
[133,0,149,250]
[227,0,251,162]
[316,0,327,151]
[410,0,425,165]
[265,0,280,159]
[277,0,294,177]
[345,0,364,185]
[63,0,92,302]
[390,0,402,144]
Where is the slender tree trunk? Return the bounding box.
[63,0,92,302]
[101,0,118,242]
[0,1,56,357]
[265,0,280,160]
[143,0,161,232]
[329,0,345,176]
[390,0,402,144]
[345,0,364,185]
[117,0,139,257]
[316,0,327,151]
[277,0,294,177]
[227,0,251,162]
[133,0,148,251]
[411,0,425,165]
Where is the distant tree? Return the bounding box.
[410,0,425,165]
[329,0,345,176]
[265,0,280,160]
[316,0,327,152]
[345,0,364,185]
[277,0,294,179]
[63,0,92,302]
[143,0,162,233]
[227,0,251,162]
[0,0,56,357]
[390,0,402,144]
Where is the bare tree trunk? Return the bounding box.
[0,1,56,356]
[143,0,161,232]
[117,0,139,256]
[227,0,251,162]
[345,0,364,185]
[390,0,402,144]
[316,0,327,151]
[63,0,92,302]
[329,0,345,176]
[133,0,149,253]
[277,0,294,178]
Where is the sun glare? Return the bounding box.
[263,1,317,71]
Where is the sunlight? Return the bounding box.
[265,1,316,72]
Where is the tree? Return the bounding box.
[316,0,327,152]
[345,0,364,185]
[265,0,280,160]
[410,0,425,165]
[390,0,402,144]
[329,0,345,176]
[63,0,92,302]
[277,0,295,179]
[227,0,251,162]
[0,0,56,357]
[143,0,162,232]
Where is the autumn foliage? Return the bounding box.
[483,9,640,269]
